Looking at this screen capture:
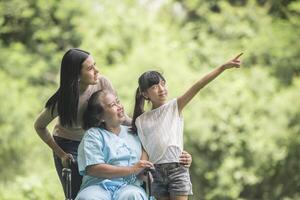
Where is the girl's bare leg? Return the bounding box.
[173,195,188,200]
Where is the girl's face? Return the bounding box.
[100,93,125,125]
[80,55,99,86]
[144,79,168,108]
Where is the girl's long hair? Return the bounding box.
[45,48,90,127]
[131,71,165,133]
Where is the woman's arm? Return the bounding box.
[34,108,74,166]
[86,160,153,178]
[177,53,243,113]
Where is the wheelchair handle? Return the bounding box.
[144,167,155,200]
[62,158,73,200]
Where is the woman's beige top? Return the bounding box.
[35,76,114,141]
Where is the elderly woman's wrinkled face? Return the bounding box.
[100,93,125,125]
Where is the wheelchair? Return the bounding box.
[62,163,155,200]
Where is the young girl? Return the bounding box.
[132,53,243,200]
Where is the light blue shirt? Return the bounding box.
[77,125,142,191]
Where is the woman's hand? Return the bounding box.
[179,150,192,168]
[221,53,243,70]
[61,153,75,168]
[131,160,154,174]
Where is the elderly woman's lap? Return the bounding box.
[75,185,110,200]
[114,185,147,200]
[75,184,147,200]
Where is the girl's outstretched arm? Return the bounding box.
[177,53,243,113]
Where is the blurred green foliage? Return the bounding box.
[0,0,299,199]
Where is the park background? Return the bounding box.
[0,0,300,199]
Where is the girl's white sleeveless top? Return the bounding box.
[136,99,184,164]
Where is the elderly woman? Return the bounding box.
[75,90,154,199]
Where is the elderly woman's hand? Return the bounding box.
[132,160,154,174]
[179,150,192,168]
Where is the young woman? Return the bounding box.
[132,53,243,200]
[34,48,114,198]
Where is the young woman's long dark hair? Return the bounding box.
[45,48,90,127]
[82,90,110,130]
[131,71,165,133]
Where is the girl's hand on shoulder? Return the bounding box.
[221,53,243,70]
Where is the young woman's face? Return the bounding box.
[100,93,125,125]
[144,79,168,107]
[80,55,99,86]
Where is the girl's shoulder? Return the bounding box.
[168,98,177,106]
[142,99,176,115]
[137,99,178,123]
[155,99,177,111]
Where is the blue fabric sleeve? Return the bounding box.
[78,128,106,175]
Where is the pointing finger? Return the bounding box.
[234,52,243,60]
